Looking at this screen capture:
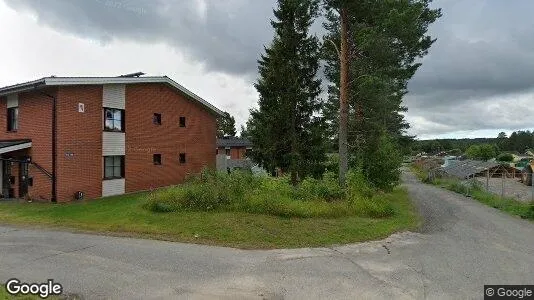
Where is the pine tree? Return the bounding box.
[247,0,325,184]
[323,0,441,188]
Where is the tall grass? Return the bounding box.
[143,169,395,219]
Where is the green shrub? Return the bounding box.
[362,131,403,191]
[346,170,374,202]
[144,168,397,219]
[497,153,514,162]
[353,196,395,218]
[296,172,344,201]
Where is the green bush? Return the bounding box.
[353,196,395,218]
[361,131,402,191]
[497,153,514,162]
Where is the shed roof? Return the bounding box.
[439,159,501,179]
[217,137,253,148]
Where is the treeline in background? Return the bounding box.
[412,130,534,159]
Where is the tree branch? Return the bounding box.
[327,38,341,61]
[349,74,375,85]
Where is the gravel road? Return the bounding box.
[1,170,533,299]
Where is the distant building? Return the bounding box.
[216,137,252,160]
[215,137,255,173]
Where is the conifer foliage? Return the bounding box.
[247,0,325,184]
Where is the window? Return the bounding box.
[153,113,162,125]
[179,116,186,127]
[7,107,18,132]
[225,148,231,159]
[104,108,125,132]
[104,156,124,180]
[153,154,162,165]
[179,153,186,164]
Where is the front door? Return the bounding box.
[2,161,12,198]
[18,161,29,198]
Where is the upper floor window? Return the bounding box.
[153,113,162,125]
[179,116,186,127]
[7,107,18,132]
[104,108,125,132]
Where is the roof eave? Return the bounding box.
[0,79,47,97]
[0,77,224,116]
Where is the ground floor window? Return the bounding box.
[104,156,124,180]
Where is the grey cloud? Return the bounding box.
[4,0,277,76]
[4,0,534,137]
[405,0,534,136]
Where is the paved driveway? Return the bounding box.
[1,171,533,299]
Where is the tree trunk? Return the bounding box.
[290,108,298,186]
[338,7,350,186]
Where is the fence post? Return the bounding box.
[486,169,489,191]
[501,171,505,198]
[466,174,470,197]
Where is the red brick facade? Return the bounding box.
[56,86,103,201]
[125,84,216,193]
[0,90,54,201]
[0,82,217,202]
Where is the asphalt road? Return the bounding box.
[1,170,533,299]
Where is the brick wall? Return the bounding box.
[125,83,217,192]
[56,86,103,202]
[0,91,54,201]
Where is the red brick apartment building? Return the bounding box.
[0,74,223,202]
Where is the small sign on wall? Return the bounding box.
[78,103,85,113]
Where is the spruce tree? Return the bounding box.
[247,0,324,184]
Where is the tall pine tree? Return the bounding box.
[323,0,441,188]
[247,0,325,184]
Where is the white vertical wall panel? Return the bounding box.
[103,84,125,109]
[102,179,125,197]
[7,94,18,108]
[103,132,125,156]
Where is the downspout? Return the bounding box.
[52,93,57,203]
[40,92,57,203]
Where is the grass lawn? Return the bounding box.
[0,188,419,249]
[0,286,56,300]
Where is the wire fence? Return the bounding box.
[429,168,534,203]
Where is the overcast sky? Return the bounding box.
[1,0,533,140]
